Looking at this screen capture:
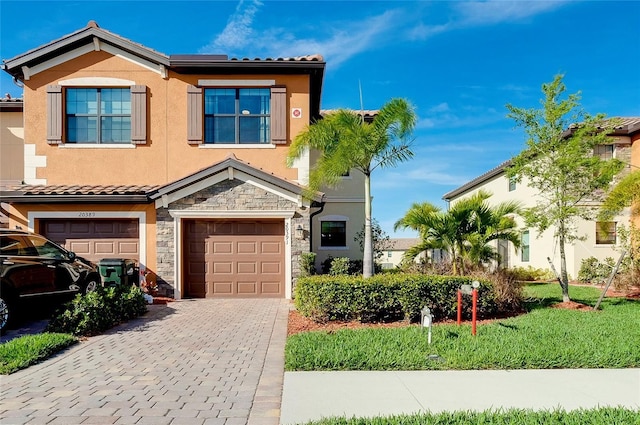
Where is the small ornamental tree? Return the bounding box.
[506,75,624,302]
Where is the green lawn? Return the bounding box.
[295,407,640,425]
[0,333,78,374]
[286,283,640,371]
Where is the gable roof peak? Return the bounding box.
[87,20,99,29]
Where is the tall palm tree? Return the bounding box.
[287,98,417,278]
[395,190,522,274]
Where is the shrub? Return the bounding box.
[299,252,317,277]
[578,256,614,284]
[329,257,351,276]
[508,266,554,282]
[294,274,499,324]
[46,285,147,336]
[471,269,524,314]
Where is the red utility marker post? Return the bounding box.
[457,290,462,325]
[471,288,477,336]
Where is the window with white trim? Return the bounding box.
[596,222,616,245]
[47,85,147,145]
[187,85,286,145]
[321,221,347,247]
[521,230,530,262]
[66,88,131,143]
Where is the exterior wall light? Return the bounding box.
[295,224,305,240]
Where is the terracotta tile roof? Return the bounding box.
[229,54,324,62]
[8,184,158,196]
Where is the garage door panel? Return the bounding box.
[213,242,232,254]
[213,282,233,294]
[261,241,281,254]
[261,262,281,274]
[213,262,233,274]
[68,241,91,256]
[237,262,256,274]
[95,241,118,256]
[262,282,281,294]
[237,242,257,254]
[184,219,284,298]
[237,281,257,294]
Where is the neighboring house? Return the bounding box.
[378,238,422,269]
[0,96,24,228]
[443,118,640,279]
[0,21,365,299]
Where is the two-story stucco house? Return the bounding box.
[443,118,640,279]
[0,21,366,299]
[0,96,24,228]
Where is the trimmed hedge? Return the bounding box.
[294,274,497,323]
[46,285,148,336]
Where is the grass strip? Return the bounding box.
[0,333,77,374]
[295,407,640,425]
[286,284,640,371]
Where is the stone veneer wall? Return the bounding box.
[154,179,310,297]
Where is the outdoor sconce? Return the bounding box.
[295,224,305,240]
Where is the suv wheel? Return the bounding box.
[0,292,15,333]
[84,277,99,294]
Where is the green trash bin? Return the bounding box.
[98,258,138,287]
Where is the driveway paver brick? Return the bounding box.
[1,298,289,425]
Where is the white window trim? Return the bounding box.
[198,79,276,86]
[58,144,136,149]
[198,144,275,149]
[319,215,349,249]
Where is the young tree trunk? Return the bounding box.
[558,221,571,302]
[363,174,374,278]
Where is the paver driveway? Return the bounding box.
[0,298,290,425]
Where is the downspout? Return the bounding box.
[308,200,325,252]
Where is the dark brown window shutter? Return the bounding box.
[131,85,147,144]
[187,85,203,144]
[46,85,63,144]
[271,86,287,145]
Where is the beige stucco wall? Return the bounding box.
[22,52,310,186]
[449,161,630,279]
[0,110,24,183]
[311,201,365,271]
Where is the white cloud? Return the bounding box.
[455,1,569,26]
[201,2,402,67]
[202,0,263,52]
[429,102,450,113]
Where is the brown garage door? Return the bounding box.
[184,219,284,298]
[40,219,139,262]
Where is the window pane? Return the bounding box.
[101,89,130,114]
[102,117,131,143]
[321,221,346,247]
[68,116,97,143]
[239,89,270,114]
[596,222,616,244]
[521,231,530,262]
[239,116,269,144]
[205,89,236,114]
[205,117,235,144]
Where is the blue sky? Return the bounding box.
[1,0,639,237]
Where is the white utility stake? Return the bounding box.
[421,306,433,344]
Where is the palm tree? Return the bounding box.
[287,98,417,278]
[395,190,522,274]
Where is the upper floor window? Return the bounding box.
[204,88,270,144]
[508,177,517,192]
[66,88,131,143]
[594,145,614,160]
[47,84,147,145]
[321,221,346,247]
[596,221,616,245]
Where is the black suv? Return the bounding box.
[0,229,102,331]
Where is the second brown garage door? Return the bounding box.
[40,218,140,263]
[183,219,284,298]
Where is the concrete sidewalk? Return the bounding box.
[280,368,640,424]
